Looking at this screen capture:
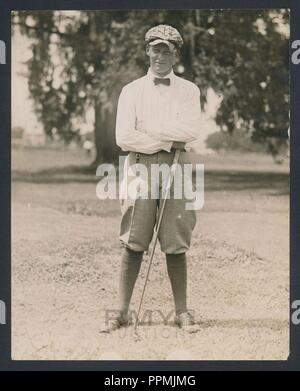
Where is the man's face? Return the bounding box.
[146,43,178,76]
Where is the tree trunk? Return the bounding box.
[93,99,119,165]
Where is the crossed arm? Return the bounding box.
[115,84,201,154]
[148,85,202,143]
[115,87,172,154]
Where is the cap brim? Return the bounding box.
[149,39,175,50]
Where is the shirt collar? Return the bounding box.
[147,67,175,82]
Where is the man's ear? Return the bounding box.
[146,45,150,56]
[172,50,179,65]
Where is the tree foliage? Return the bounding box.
[13,9,289,162]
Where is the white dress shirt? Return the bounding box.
[115,67,201,154]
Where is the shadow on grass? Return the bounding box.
[12,165,99,183]
[202,171,289,194]
[12,164,289,195]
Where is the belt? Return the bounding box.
[135,150,186,163]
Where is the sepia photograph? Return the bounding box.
[11,9,290,360]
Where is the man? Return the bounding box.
[100,24,201,333]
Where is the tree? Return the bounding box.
[13,9,289,164]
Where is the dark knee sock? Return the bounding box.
[166,253,187,316]
[118,247,143,314]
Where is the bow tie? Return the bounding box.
[153,77,171,86]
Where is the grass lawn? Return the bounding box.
[12,146,289,360]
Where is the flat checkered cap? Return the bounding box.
[145,25,184,48]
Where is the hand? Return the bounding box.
[172,141,186,150]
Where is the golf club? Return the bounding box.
[133,148,181,340]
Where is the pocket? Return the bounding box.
[120,194,136,216]
[119,160,144,211]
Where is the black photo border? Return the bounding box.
[0,0,299,371]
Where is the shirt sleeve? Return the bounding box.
[115,86,173,154]
[150,84,202,143]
